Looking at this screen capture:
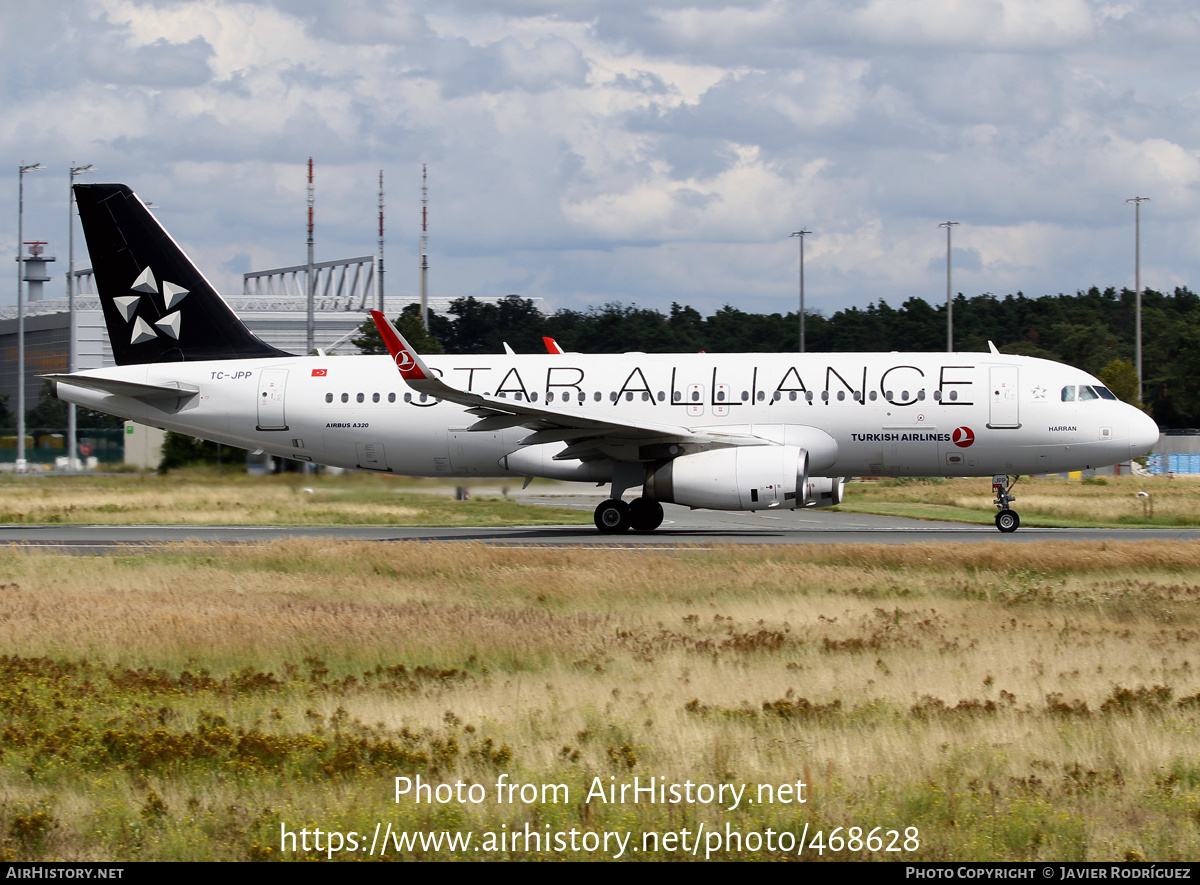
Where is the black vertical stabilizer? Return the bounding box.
[73,183,290,365]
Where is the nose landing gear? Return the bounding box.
[992,474,1020,533]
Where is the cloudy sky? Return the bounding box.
[2,0,1197,321]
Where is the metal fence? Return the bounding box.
[0,428,125,466]
[1147,453,1200,475]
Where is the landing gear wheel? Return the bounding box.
[628,498,664,532]
[594,499,631,534]
[995,509,1020,533]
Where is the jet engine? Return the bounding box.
[805,476,846,508]
[643,445,808,511]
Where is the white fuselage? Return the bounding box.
[56,351,1158,479]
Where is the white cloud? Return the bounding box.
[0,0,1197,317]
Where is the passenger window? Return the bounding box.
[325,393,333,403]
[388,393,396,403]
[1061,386,1075,402]
[372,393,380,403]
[837,391,845,401]
[341,393,349,403]
[547,392,555,403]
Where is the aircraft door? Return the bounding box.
[988,366,1020,428]
[257,369,289,431]
[713,384,731,417]
[687,384,705,417]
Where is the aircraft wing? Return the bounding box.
[370,311,770,461]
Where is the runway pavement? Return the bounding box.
[1,495,1197,552]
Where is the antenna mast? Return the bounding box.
[420,164,428,330]
[306,157,315,354]
[378,170,385,314]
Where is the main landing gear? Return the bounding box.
[594,497,664,534]
[992,474,1020,533]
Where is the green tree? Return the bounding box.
[1098,359,1143,409]
[351,303,443,355]
[25,382,124,431]
[159,432,245,473]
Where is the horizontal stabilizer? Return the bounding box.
[42,373,200,402]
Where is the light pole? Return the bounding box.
[68,164,95,471]
[1126,196,1149,403]
[790,229,810,353]
[16,162,44,472]
[938,221,959,352]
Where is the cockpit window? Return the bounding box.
[1078,385,1099,401]
[1095,386,1118,400]
[1061,386,1075,402]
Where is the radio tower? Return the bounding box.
[420,164,429,330]
[378,170,385,314]
[306,157,315,354]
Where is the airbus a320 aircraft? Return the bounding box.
[47,184,1160,533]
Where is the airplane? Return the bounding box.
[46,183,1161,534]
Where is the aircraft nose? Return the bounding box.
[1129,408,1160,457]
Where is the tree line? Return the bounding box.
[356,286,1199,427]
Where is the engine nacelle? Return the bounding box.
[644,446,808,511]
[805,476,846,508]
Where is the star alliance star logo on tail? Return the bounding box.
[113,267,189,346]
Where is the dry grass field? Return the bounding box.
[840,474,1200,528]
[0,470,590,527]
[0,470,1194,531]
[0,540,1197,861]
